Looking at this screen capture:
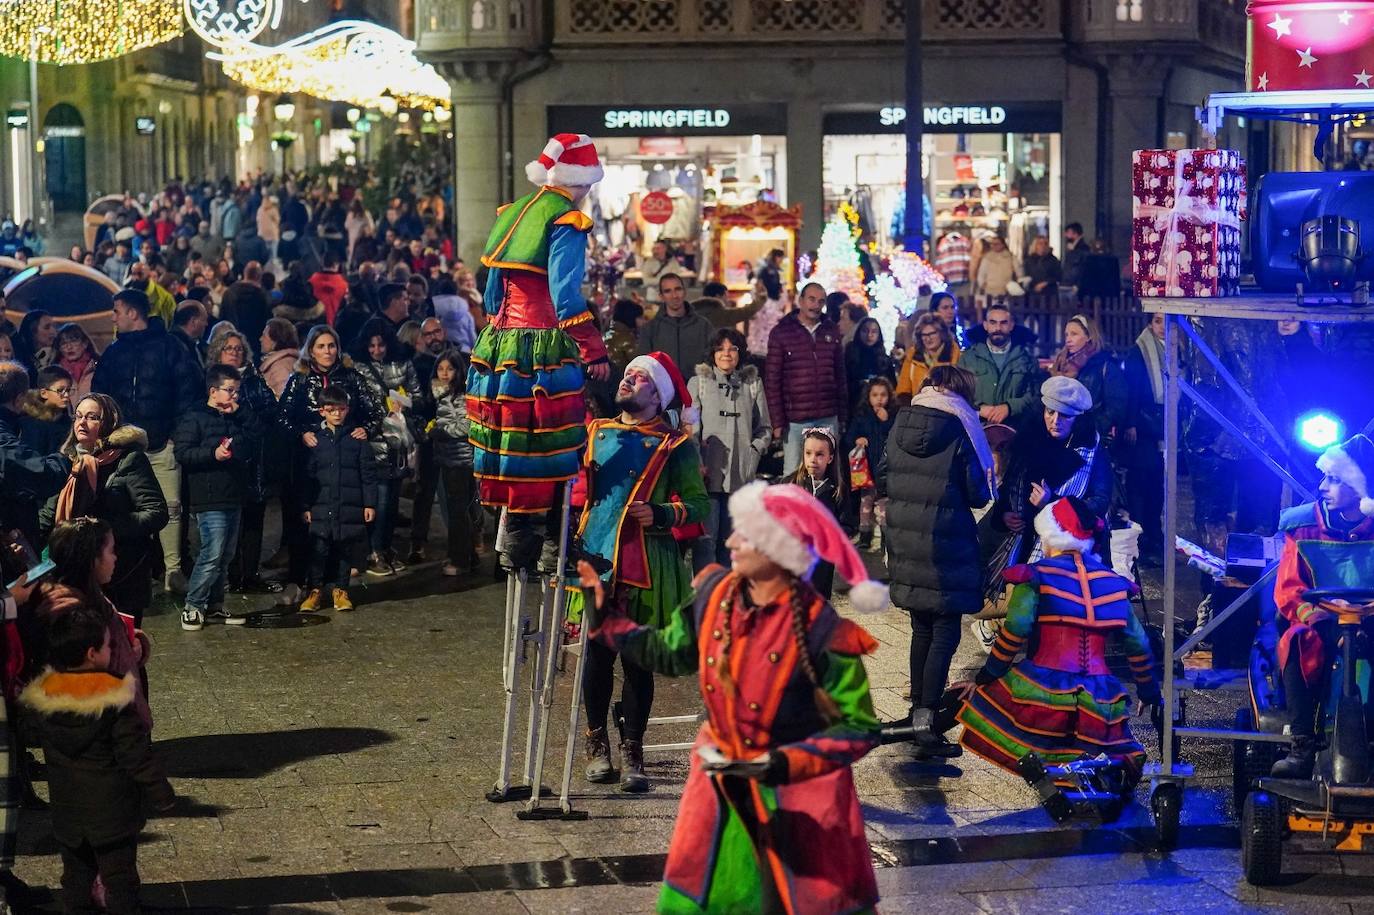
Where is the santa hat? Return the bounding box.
[727,481,890,614]
[526,133,604,188]
[1317,433,1374,517]
[626,352,699,425]
[1034,496,1102,556]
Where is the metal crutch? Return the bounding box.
[486,567,532,802]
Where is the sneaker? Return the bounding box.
[206,608,247,627]
[332,588,353,612]
[406,545,427,564]
[973,618,1000,652]
[366,553,394,576]
[180,608,205,631]
[299,589,323,612]
[442,561,460,577]
[387,551,408,574]
[165,570,189,594]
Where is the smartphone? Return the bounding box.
[7,556,55,593]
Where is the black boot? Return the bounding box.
[620,739,649,793]
[857,530,874,550]
[911,707,962,759]
[1271,735,1316,779]
[584,727,616,783]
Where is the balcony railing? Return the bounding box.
[1073,0,1246,58]
[552,0,1061,44]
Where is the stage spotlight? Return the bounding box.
[1297,410,1344,451]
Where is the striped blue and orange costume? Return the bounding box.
[467,185,608,512]
[958,550,1159,787]
[594,566,881,915]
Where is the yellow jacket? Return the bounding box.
[896,339,961,399]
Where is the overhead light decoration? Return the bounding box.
[1,0,184,64]
[1297,410,1344,451]
[196,17,451,112]
[273,93,296,122]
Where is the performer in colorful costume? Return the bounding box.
[576,352,709,792]
[1270,433,1374,778]
[468,133,610,568]
[579,480,888,915]
[957,496,1159,790]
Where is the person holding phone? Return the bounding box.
[171,365,263,631]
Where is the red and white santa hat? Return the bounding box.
[1034,496,1102,556]
[727,481,890,613]
[625,352,699,425]
[1317,433,1374,517]
[526,133,604,188]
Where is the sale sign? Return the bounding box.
[640,191,674,225]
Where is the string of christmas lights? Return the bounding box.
[0,0,183,64]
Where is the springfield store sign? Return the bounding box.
[824,102,1062,135]
[549,104,788,137]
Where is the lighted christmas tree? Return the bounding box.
[812,210,869,306]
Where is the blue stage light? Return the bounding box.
[1297,410,1343,451]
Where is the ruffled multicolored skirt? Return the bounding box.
[957,661,1148,786]
[466,324,587,512]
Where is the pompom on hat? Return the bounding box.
[1317,433,1374,517]
[1034,496,1103,556]
[526,133,604,188]
[727,481,890,613]
[625,352,699,425]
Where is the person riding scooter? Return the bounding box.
[1271,433,1374,778]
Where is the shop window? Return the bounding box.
[471,0,494,29]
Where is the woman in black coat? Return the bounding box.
[844,317,896,408]
[276,325,386,595]
[994,375,1114,565]
[880,365,993,755]
[39,394,169,625]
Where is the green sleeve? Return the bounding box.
[606,598,701,678]
[979,581,1038,681]
[820,651,881,735]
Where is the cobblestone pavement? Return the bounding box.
[8,535,1369,913]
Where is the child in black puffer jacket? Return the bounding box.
[844,377,896,552]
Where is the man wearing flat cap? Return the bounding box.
[992,375,1115,563]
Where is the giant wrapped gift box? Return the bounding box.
[1248,1,1374,92]
[1132,148,1246,298]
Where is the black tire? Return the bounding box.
[1241,790,1285,886]
[1232,707,1278,811]
[1151,782,1183,850]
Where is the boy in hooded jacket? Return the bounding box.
[20,607,176,914]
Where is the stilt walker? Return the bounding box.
[578,481,888,915]
[574,353,709,792]
[469,134,611,809]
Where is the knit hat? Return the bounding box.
[1034,496,1102,556]
[525,133,604,188]
[625,352,699,424]
[1041,375,1093,416]
[1316,433,1374,517]
[727,481,890,613]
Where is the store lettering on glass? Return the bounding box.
[878,106,1009,127]
[603,109,732,130]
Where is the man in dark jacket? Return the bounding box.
[171,302,208,371]
[172,364,263,630]
[764,282,849,475]
[0,362,72,544]
[302,386,378,612]
[961,302,1039,430]
[219,262,272,356]
[1061,222,1090,289]
[93,289,202,593]
[636,273,712,380]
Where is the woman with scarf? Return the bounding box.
[38,394,168,627]
[879,365,995,757]
[1122,313,1166,556]
[895,312,961,404]
[1047,314,1127,442]
[844,316,896,408]
[53,323,99,402]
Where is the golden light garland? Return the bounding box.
[0,0,183,64]
[210,20,450,111]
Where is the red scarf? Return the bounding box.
[1049,340,1099,379]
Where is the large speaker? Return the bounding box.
[1251,171,1374,292]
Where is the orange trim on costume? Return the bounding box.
[471,440,586,458]
[558,311,596,329]
[468,418,586,435]
[1035,615,1127,628]
[474,471,580,484]
[552,210,594,231]
[750,780,799,915]
[828,617,879,656]
[487,187,551,264]
[477,258,549,275]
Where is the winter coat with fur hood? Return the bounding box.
[18,392,70,456]
[20,669,173,847]
[276,355,386,442]
[686,363,770,493]
[39,425,169,614]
